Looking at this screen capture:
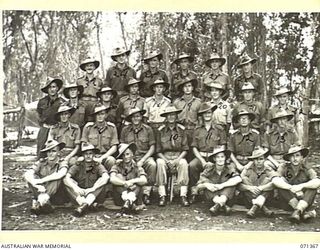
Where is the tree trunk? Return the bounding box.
[95,12,105,78]
[302,78,312,147]
[118,12,128,49]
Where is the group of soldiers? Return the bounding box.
[24,47,320,223]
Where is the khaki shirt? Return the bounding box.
[105,64,136,93]
[68,160,108,188]
[117,95,145,123]
[77,75,103,97]
[210,99,232,125]
[228,128,261,156]
[120,123,155,158]
[110,161,146,181]
[173,95,202,128]
[233,72,264,100]
[198,163,239,184]
[50,122,81,149]
[171,70,198,99]
[156,124,189,153]
[145,96,171,124]
[66,99,87,128]
[37,96,64,126]
[241,164,274,186]
[81,121,119,153]
[191,124,227,153]
[32,158,68,178]
[140,69,169,97]
[202,70,230,99]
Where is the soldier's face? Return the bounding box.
[166,113,177,124]
[253,156,265,168]
[122,148,134,163]
[215,152,226,166]
[129,84,139,95]
[179,59,190,70]
[84,63,96,74]
[131,112,142,125]
[59,111,71,123]
[47,146,59,161]
[242,63,252,73]
[96,111,106,123]
[115,54,127,64]
[276,117,288,128]
[239,115,250,127]
[243,90,254,101]
[101,92,113,102]
[210,87,222,99]
[278,93,289,105]
[289,152,303,166]
[149,57,159,68]
[83,150,94,163]
[210,60,221,70]
[68,87,79,99]
[154,84,165,95]
[48,82,59,96]
[183,82,193,95]
[203,110,213,122]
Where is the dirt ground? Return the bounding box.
[2,145,320,231]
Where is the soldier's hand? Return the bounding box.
[201,160,208,167]
[77,187,86,196]
[249,186,261,196]
[137,160,144,168]
[94,157,103,164]
[290,185,303,194]
[206,183,220,193]
[36,185,46,193]
[84,188,94,196]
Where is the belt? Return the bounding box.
[81,96,98,101]
[199,151,214,158]
[42,123,54,129]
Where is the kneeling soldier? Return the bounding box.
[49,105,81,165]
[25,140,68,215]
[271,145,320,223]
[64,142,110,217]
[121,107,157,205]
[239,146,275,218]
[156,106,190,207]
[110,143,147,213]
[196,145,242,216]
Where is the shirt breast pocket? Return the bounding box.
[139,136,150,150]
[101,133,112,149]
[88,133,99,146]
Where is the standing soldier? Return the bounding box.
[189,102,227,204]
[202,51,231,101]
[140,50,169,98]
[171,53,197,100]
[63,82,86,129]
[229,109,261,172]
[263,109,299,169]
[156,106,190,207]
[205,80,232,132]
[25,140,68,215]
[239,146,275,218]
[144,79,171,134]
[105,47,136,103]
[232,82,266,132]
[110,143,148,213]
[173,77,201,147]
[271,145,320,223]
[76,57,103,120]
[37,77,64,159]
[233,53,264,101]
[120,108,157,205]
[63,142,110,217]
[49,105,81,165]
[195,145,242,216]
[116,78,145,128]
[81,105,118,171]
[96,85,118,124]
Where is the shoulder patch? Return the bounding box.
[177,123,185,130]
[83,122,94,129]
[229,129,239,135]
[120,95,129,102]
[70,123,80,129]
[106,121,115,127]
[251,128,260,134]
[158,125,165,131]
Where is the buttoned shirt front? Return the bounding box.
[105,64,136,93]
[228,129,261,156]
[77,75,103,98]
[81,121,119,153]
[173,95,202,128]
[37,96,64,126]
[68,160,108,188]
[120,123,155,158]
[198,163,238,184]
[140,69,169,97]
[262,127,298,155]
[33,158,68,178]
[210,99,232,125]
[241,164,273,186]
[191,124,227,153]
[145,95,171,123]
[156,124,189,153]
[117,95,146,123]
[50,122,81,148]
[110,161,146,181]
